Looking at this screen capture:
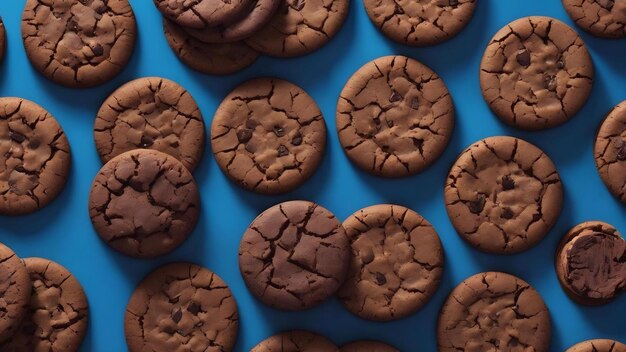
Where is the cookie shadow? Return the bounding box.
[580,32,626,75]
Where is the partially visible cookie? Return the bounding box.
[251,330,338,352]
[562,0,626,38]
[0,17,6,64]
[0,243,31,344]
[595,101,626,203]
[340,340,399,352]
[566,339,626,352]
[154,0,253,29]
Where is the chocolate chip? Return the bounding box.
[489,339,500,348]
[501,207,514,219]
[291,0,305,10]
[237,129,252,143]
[544,75,557,91]
[171,141,180,148]
[162,326,176,335]
[28,139,40,149]
[386,119,394,128]
[373,117,381,126]
[389,91,402,103]
[172,309,182,323]
[140,136,153,147]
[374,272,386,285]
[412,138,424,149]
[516,49,531,67]
[501,175,515,190]
[92,44,104,57]
[95,4,108,14]
[557,58,565,69]
[291,134,302,146]
[67,20,79,32]
[410,98,420,110]
[274,126,285,137]
[449,0,459,5]
[509,337,520,347]
[532,213,542,222]
[277,145,289,157]
[14,166,25,173]
[10,132,25,143]
[468,195,486,214]
[187,302,201,315]
[617,147,626,161]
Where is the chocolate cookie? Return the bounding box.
[556,221,626,305]
[125,263,238,352]
[211,78,326,194]
[245,0,350,57]
[0,98,71,216]
[595,101,626,203]
[154,0,252,29]
[566,339,626,352]
[0,258,89,352]
[563,0,626,38]
[337,56,454,178]
[0,17,6,64]
[480,16,593,130]
[438,272,551,352]
[444,136,563,254]
[251,330,338,352]
[95,77,205,172]
[363,0,477,46]
[340,340,399,352]
[0,243,31,344]
[88,149,200,258]
[337,205,444,321]
[21,0,137,88]
[239,201,350,310]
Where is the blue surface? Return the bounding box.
[0,0,625,351]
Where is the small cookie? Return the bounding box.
[239,201,350,311]
[562,0,626,39]
[95,77,206,172]
[0,98,71,216]
[88,149,200,258]
[595,101,626,203]
[211,78,326,195]
[163,19,259,75]
[251,330,338,352]
[0,258,89,352]
[0,17,6,64]
[337,56,454,178]
[0,243,31,344]
[154,0,252,29]
[21,0,137,88]
[438,272,551,352]
[125,263,239,352]
[340,340,399,352]
[363,0,477,46]
[566,339,626,352]
[444,136,563,254]
[337,205,444,321]
[556,221,626,305]
[245,0,350,57]
[480,16,593,130]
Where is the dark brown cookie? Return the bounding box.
[0,98,71,216]
[251,330,338,352]
[211,78,326,195]
[340,340,399,352]
[125,263,238,352]
[245,0,350,57]
[0,243,31,344]
[480,16,593,130]
[563,0,626,38]
[21,0,137,88]
[438,272,551,352]
[154,0,252,29]
[337,205,444,321]
[595,101,626,203]
[566,339,626,352]
[556,221,626,306]
[363,0,477,46]
[444,136,563,254]
[239,201,350,311]
[88,149,200,258]
[95,77,205,172]
[0,257,89,352]
[0,17,6,65]
[337,56,454,178]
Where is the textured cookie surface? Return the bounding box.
[89,149,200,258]
[444,136,563,254]
[566,339,626,352]
[251,330,338,352]
[125,263,239,352]
[337,56,454,178]
[0,98,71,216]
[480,16,593,130]
[563,0,626,38]
[340,340,399,352]
[0,243,31,344]
[154,0,252,28]
[21,0,137,88]
[211,78,326,194]
[595,101,626,203]
[337,205,443,321]
[239,201,350,310]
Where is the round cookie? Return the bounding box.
[437,272,551,352]
[562,0,626,39]
[88,149,200,258]
[0,258,89,352]
[0,97,71,216]
[340,340,399,352]
[251,330,338,352]
[444,136,563,254]
[337,56,454,178]
[95,77,206,172]
[0,17,6,64]
[595,101,626,203]
[363,0,477,46]
[154,0,252,29]
[245,0,350,57]
[21,0,137,88]
[556,221,626,305]
[211,78,326,195]
[0,243,31,344]
[566,339,626,352]
[480,16,593,130]
[239,201,350,311]
[125,263,239,352]
[337,205,444,321]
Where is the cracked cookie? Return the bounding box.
[0,98,71,216]
[125,263,238,352]
[88,149,200,258]
[337,204,444,321]
[563,0,626,38]
[595,101,626,203]
[340,340,399,352]
[154,0,253,29]
[438,272,551,352]
[444,136,563,254]
[566,339,626,352]
[0,17,5,65]
[21,0,137,88]
[239,201,350,310]
[211,78,326,194]
[363,0,477,46]
[0,257,89,352]
[245,0,350,57]
[337,56,454,178]
[480,16,593,130]
[0,243,31,344]
[251,330,338,352]
[95,77,206,172]
[556,221,626,305]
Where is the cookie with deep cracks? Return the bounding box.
[154,0,253,29]
[0,243,31,344]
[125,263,239,352]
[480,16,593,130]
[340,340,399,352]
[562,0,626,39]
[595,101,626,203]
[251,330,339,352]
[566,339,626,352]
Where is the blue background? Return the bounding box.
[0,0,625,351]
